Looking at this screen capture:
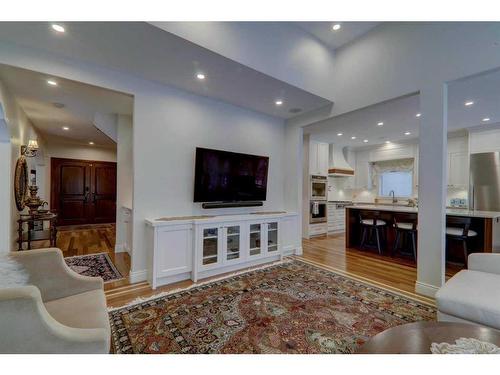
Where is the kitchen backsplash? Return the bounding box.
[328,183,468,206]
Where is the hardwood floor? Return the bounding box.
[32,223,131,290]
[302,233,462,297]
[105,232,462,308]
[32,227,460,308]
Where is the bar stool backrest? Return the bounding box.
[393,213,418,231]
[446,216,472,238]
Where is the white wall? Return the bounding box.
[44,139,117,162]
[153,22,337,100]
[0,79,43,250]
[0,42,286,280]
[331,22,500,116]
[115,115,133,254]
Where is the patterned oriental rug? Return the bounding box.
[109,259,435,354]
[65,253,123,283]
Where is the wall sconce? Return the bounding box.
[20,139,39,157]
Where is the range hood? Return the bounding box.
[328,144,355,176]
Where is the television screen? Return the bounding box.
[194,148,269,202]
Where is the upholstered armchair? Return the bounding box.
[436,253,500,330]
[0,248,110,353]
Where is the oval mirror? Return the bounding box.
[14,156,28,211]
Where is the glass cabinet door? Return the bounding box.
[226,226,240,261]
[267,222,278,253]
[202,227,218,265]
[249,224,261,256]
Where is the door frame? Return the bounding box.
[50,157,117,226]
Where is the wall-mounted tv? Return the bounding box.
[194,147,269,203]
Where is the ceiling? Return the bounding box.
[0,22,332,119]
[0,63,133,147]
[305,68,500,148]
[293,22,380,50]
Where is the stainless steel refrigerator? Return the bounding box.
[470,152,500,211]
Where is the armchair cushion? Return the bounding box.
[468,253,500,275]
[436,269,500,329]
[45,289,109,332]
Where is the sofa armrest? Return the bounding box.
[468,253,500,275]
[10,248,103,302]
[0,286,109,353]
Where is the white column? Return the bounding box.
[0,117,11,252]
[416,84,448,297]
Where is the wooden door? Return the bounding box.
[91,161,117,223]
[51,158,117,226]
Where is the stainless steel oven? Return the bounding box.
[310,175,327,201]
[310,200,327,224]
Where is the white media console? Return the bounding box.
[145,212,301,289]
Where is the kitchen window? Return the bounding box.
[371,158,415,198]
[378,170,413,197]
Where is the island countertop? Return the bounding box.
[346,204,500,219]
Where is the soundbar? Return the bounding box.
[202,201,264,209]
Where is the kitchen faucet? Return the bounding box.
[389,190,397,204]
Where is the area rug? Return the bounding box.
[109,259,435,354]
[65,253,123,283]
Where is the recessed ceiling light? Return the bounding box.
[416,113,422,118]
[196,73,205,80]
[351,136,356,140]
[62,126,69,131]
[465,101,474,106]
[332,24,341,31]
[363,139,368,143]
[51,24,65,33]
[385,140,391,144]
[47,80,57,86]
[275,100,283,106]
[337,133,343,136]
[482,117,491,122]
[377,122,384,126]
[404,131,411,135]
[89,141,94,145]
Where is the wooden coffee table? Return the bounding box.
[357,322,500,354]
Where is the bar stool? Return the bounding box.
[359,213,387,254]
[446,217,477,268]
[392,214,418,262]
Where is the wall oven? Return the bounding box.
[310,175,327,201]
[310,201,327,224]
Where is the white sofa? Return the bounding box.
[436,253,500,330]
[0,248,111,353]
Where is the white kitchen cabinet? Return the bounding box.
[448,152,468,188]
[309,141,329,176]
[327,203,346,233]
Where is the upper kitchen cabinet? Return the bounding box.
[447,136,469,188]
[309,141,329,176]
[448,152,468,188]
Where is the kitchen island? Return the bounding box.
[345,204,500,256]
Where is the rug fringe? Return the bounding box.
[108,258,293,311]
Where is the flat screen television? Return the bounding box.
[194,147,269,203]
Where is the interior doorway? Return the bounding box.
[50,157,117,226]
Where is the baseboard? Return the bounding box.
[115,244,125,253]
[415,280,440,297]
[129,269,148,283]
[115,243,131,255]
